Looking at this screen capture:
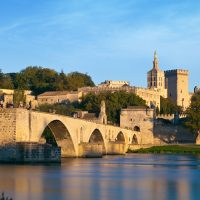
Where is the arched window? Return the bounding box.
[134,126,140,132]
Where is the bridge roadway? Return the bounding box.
[0,109,151,157]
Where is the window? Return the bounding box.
[134,126,140,132]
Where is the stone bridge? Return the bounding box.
[0,109,153,157]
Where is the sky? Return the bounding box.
[0,0,200,91]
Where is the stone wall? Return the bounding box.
[154,123,196,143]
[0,109,16,144]
[0,143,61,163]
[78,143,103,157]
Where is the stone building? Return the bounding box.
[165,69,190,110]
[37,91,82,105]
[0,89,35,108]
[98,80,130,88]
[120,106,154,144]
[78,51,191,110]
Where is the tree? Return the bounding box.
[185,92,200,135]
[0,70,14,89]
[65,72,95,91]
[160,96,182,114]
[8,67,95,95]
[38,103,76,116]
[75,91,146,124]
[13,90,26,108]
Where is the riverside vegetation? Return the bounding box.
[127,145,200,154]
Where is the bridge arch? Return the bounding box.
[40,120,76,157]
[88,129,106,154]
[132,134,138,144]
[115,131,125,143]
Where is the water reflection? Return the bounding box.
[0,155,200,200]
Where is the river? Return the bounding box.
[0,154,200,200]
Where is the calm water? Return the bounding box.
[0,154,200,200]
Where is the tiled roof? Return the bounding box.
[38,91,77,97]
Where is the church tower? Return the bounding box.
[147,51,167,98]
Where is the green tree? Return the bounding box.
[185,92,200,134]
[66,72,95,91]
[9,67,95,95]
[13,90,26,107]
[38,103,76,116]
[160,96,182,114]
[0,70,14,89]
[76,91,146,124]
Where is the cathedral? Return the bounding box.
[147,51,190,110]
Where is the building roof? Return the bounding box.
[127,106,149,109]
[38,91,78,97]
[121,106,152,111]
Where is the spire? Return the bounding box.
[153,50,159,70]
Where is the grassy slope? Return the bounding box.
[127,145,200,154]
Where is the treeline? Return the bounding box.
[0,66,95,95]
[185,91,200,134]
[39,91,146,124]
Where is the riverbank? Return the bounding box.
[127,145,200,154]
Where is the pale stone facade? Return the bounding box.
[165,69,190,110]
[120,106,154,144]
[98,80,130,88]
[37,91,82,105]
[0,89,35,108]
[98,100,107,124]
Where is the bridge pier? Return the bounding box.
[106,142,127,155]
[78,142,103,158]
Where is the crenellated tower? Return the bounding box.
[165,69,190,110]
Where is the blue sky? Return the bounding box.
[0,0,200,91]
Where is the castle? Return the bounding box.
[78,51,191,110]
[0,51,191,111]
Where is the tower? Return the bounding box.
[98,100,107,124]
[147,51,167,98]
[165,69,189,110]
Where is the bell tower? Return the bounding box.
[147,51,165,89]
[147,51,167,98]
